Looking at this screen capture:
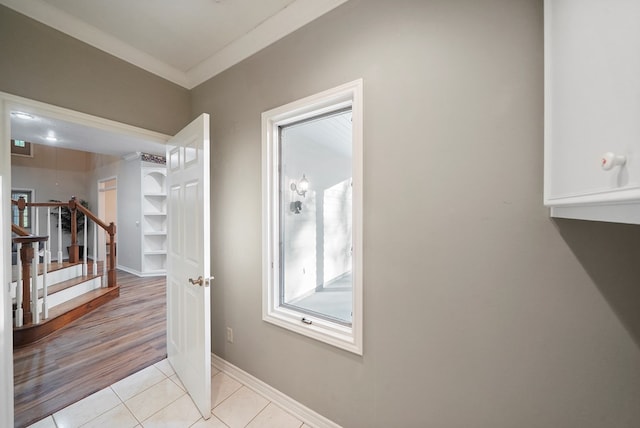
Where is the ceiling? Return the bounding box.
[3,0,348,157]
[0,0,348,89]
[283,110,352,158]
[10,110,167,157]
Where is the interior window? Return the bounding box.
[279,109,353,325]
[262,79,363,355]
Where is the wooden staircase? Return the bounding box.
[11,197,119,347]
[12,262,119,347]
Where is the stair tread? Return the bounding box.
[14,286,118,331]
[46,287,116,320]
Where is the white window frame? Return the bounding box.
[262,79,363,355]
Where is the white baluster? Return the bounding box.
[57,208,63,264]
[31,243,39,325]
[34,207,39,236]
[83,213,88,275]
[46,207,52,266]
[42,248,49,320]
[15,243,23,328]
[93,221,98,276]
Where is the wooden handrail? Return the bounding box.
[12,234,48,244]
[19,201,67,208]
[75,200,111,231]
[75,200,117,287]
[12,223,30,237]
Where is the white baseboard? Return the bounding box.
[116,265,165,278]
[211,354,341,428]
[116,265,143,277]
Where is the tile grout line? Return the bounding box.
[211,372,243,411]
[112,365,170,402]
[240,399,271,428]
[111,366,171,427]
[76,364,171,428]
[132,388,189,427]
[119,371,185,427]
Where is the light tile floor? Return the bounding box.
[27,359,311,428]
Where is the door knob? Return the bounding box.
[189,276,204,286]
[601,152,627,171]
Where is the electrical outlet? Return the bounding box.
[226,327,234,343]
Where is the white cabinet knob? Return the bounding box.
[601,152,627,171]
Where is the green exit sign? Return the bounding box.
[13,140,26,147]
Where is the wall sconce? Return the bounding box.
[290,174,309,197]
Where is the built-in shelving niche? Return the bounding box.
[141,167,167,274]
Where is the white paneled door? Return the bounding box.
[166,113,211,419]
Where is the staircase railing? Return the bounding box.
[12,234,49,327]
[11,197,117,328]
[72,198,117,288]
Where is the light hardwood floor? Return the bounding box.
[13,270,167,428]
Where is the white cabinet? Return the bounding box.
[141,167,167,274]
[544,0,640,224]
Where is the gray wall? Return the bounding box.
[191,0,640,427]
[12,145,93,259]
[0,5,190,136]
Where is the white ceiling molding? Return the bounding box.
[0,0,189,87]
[0,0,349,90]
[187,0,349,88]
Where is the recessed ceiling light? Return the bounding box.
[45,134,58,142]
[11,111,34,120]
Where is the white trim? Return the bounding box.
[0,93,174,425]
[544,186,640,207]
[211,354,341,428]
[188,0,349,89]
[116,264,165,278]
[0,0,188,87]
[0,91,170,144]
[0,172,13,428]
[98,176,118,268]
[550,203,640,224]
[0,0,349,89]
[261,79,364,355]
[543,0,553,207]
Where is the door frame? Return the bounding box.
[0,91,171,426]
[97,176,118,264]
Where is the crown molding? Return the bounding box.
[0,0,189,87]
[187,0,349,89]
[0,0,349,90]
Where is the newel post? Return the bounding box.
[19,244,34,325]
[107,222,117,288]
[17,196,26,228]
[68,198,79,263]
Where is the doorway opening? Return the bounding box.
[1,92,172,426]
[98,177,118,265]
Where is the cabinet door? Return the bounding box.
[545,0,640,202]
